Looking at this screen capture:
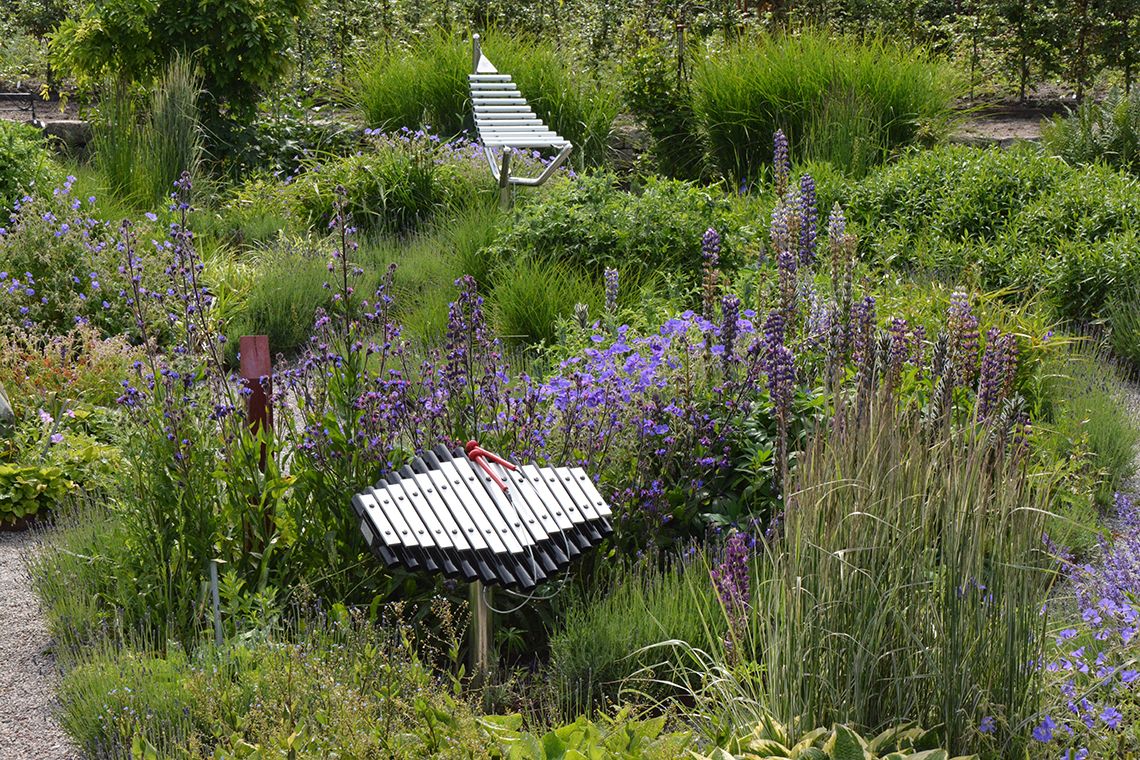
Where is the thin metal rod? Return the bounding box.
[472,33,482,75]
[469,580,493,686]
[498,148,512,210]
[209,559,223,646]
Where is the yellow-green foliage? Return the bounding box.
[0,463,72,523]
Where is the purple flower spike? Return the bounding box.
[604,268,618,315]
[799,174,817,266]
[773,129,790,197]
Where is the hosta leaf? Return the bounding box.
[906,751,949,760]
[867,724,917,753]
[823,725,870,760]
[790,727,829,752]
[793,748,828,760]
[746,739,791,756]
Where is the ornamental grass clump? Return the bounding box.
[661,400,1053,756]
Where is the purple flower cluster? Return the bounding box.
[712,530,751,613]
[976,328,1019,419]
[1038,492,1140,757]
[947,291,980,388]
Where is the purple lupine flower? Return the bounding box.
[702,227,721,267]
[773,129,790,197]
[768,343,796,420]
[947,291,980,388]
[604,267,619,315]
[976,329,1001,416]
[720,294,741,368]
[799,173,818,266]
[851,296,876,365]
[712,530,750,612]
[887,317,910,385]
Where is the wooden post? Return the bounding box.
[238,335,272,470]
[469,580,494,687]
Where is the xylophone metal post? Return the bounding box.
[469,580,493,687]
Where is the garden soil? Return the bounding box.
[0,530,80,760]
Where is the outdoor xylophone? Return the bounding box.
[351,442,613,592]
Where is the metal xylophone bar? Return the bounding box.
[351,445,612,592]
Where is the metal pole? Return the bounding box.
[498,148,512,210]
[469,580,493,686]
[472,33,482,74]
[209,559,223,646]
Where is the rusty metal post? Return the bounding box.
[239,335,272,470]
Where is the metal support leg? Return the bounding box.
[469,580,493,687]
[498,147,513,210]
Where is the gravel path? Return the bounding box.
[0,531,80,760]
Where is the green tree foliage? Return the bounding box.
[51,0,307,119]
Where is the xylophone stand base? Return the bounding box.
[469,580,494,688]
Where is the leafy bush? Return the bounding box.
[621,35,706,179]
[52,0,305,119]
[487,173,754,284]
[208,174,303,248]
[849,143,1067,242]
[0,462,72,524]
[282,131,490,234]
[0,119,57,212]
[56,615,493,759]
[1042,88,1140,176]
[689,31,959,181]
[850,145,1140,325]
[1106,284,1140,370]
[352,31,618,166]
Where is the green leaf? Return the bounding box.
[823,725,870,760]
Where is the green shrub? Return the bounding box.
[0,119,57,212]
[0,462,72,524]
[352,31,618,167]
[52,0,304,120]
[487,173,755,285]
[53,612,494,759]
[1042,348,1140,510]
[283,132,489,234]
[1106,283,1140,370]
[849,143,1067,241]
[548,553,722,717]
[851,145,1140,325]
[689,31,959,182]
[621,35,706,180]
[1042,88,1140,176]
[208,174,303,248]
